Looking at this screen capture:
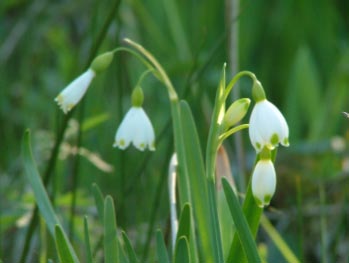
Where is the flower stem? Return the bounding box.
[123,38,179,102]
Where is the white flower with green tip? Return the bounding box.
[54,52,114,114]
[113,86,155,151]
[248,80,289,152]
[55,69,95,114]
[251,159,276,208]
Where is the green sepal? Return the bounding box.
[90,51,114,74]
[131,86,144,107]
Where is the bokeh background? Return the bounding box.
[1,0,349,262]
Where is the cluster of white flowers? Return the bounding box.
[55,58,289,207]
[248,81,289,207]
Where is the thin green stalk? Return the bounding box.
[319,181,328,263]
[260,215,300,263]
[296,175,305,262]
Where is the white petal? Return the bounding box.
[251,159,276,207]
[114,107,155,151]
[249,100,289,152]
[55,69,95,114]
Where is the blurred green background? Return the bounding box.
[1,0,349,262]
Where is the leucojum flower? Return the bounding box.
[249,80,289,207]
[55,52,114,113]
[113,86,155,151]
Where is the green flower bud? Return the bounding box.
[90,51,114,74]
[131,86,144,107]
[223,98,250,129]
[252,80,266,102]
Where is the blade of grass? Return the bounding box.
[92,183,105,221]
[222,178,261,263]
[83,217,94,263]
[174,237,190,263]
[104,196,119,263]
[175,203,191,244]
[260,215,300,263]
[122,231,139,263]
[22,129,80,263]
[180,100,221,262]
[156,230,170,263]
[55,225,77,263]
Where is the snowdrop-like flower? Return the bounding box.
[113,86,155,151]
[251,159,276,208]
[55,52,114,114]
[113,107,155,151]
[249,99,289,152]
[55,69,96,114]
[249,80,289,152]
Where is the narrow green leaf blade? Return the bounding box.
[176,203,191,244]
[222,178,261,263]
[180,100,222,262]
[122,231,139,263]
[174,237,190,263]
[156,230,170,263]
[55,225,76,263]
[260,215,300,263]
[83,217,94,263]
[104,196,119,263]
[227,182,263,262]
[92,183,105,221]
[22,130,59,235]
[22,130,80,263]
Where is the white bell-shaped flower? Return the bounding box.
[55,69,95,114]
[113,107,155,151]
[249,99,289,152]
[251,159,276,208]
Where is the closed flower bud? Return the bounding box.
[223,98,250,129]
[90,51,114,74]
[251,159,276,208]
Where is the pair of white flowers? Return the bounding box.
[54,53,155,151]
[248,81,289,207]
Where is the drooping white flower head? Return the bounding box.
[55,51,114,114]
[113,107,155,151]
[251,159,276,208]
[249,99,289,152]
[55,69,96,114]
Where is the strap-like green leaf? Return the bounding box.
[122,231,139,263]
[174,237,190,263]
[55,225,76,263]
[156,230,170,263]
[92,183,105,221]
[180,100,222,262]
[22,130,80,263]
[175,203,191,244]
[83,216,94,263]
[222,178,261,263]
[104,196,119,263]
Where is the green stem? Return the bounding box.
[224,71,256,101]
[123,38,178,101]
[218,124,249,144]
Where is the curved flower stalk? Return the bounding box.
[249,80,289,153]
[251,158,276,208]
[55,52,114,114]
[113,86,155,151]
